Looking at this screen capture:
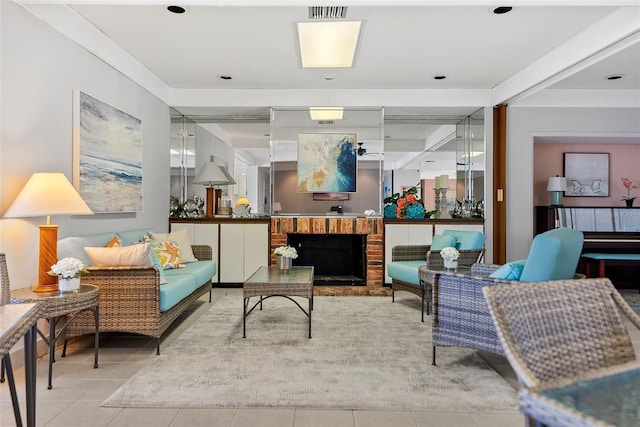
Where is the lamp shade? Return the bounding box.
[547,176,568,192]
[4,172,93,218]
[235,197,250,207]
[219,166,237,185]
[192,162,229,186]
[273,202,282,212]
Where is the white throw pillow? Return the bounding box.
[84,243,153,267]
[149,228,198,263]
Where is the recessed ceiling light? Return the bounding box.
[433,75,446,80]
[167,5,186,14]
[493,6,513,14]
[219,75,232,80]
[322,74,336,81]
[605,74,624,80]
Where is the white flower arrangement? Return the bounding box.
[440,246,460,261]
[49,257,88,279]
[364,209,376,216]
[274,245,298,259]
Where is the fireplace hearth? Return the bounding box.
[270,216,385,295]
[288,233,366,286]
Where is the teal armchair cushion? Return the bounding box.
[430,234,457,251]
[519,228,584,282]
[441,230,486,250]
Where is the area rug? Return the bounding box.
[102,295,518,411]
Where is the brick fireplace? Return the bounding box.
[270,216,387,296]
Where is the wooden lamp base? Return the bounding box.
[33,224,59,292]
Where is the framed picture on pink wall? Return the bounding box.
[563,152,609,197]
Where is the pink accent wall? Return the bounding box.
[534,142,640,207]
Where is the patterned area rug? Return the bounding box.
[102,295,518,411]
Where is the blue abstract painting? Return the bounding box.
[74,91,143,212]
[297,133,357,193]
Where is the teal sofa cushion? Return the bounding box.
[441,230,486,250]
[430,234,457,251]
[159,273,197,312]
[489,259,526,280]
[164,260,216,288]
[387,261,426,285]
[162,260,216,311]
[117,229,153,245]
[519,228,584,282]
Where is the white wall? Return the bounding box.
[0,2,171,288]
[506,107,640,260]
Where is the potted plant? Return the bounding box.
[621,178,637,208]
[440,246,460,271]
[49,257,88,292]
[274,245,298,270]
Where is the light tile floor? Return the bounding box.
[3,287,637,427]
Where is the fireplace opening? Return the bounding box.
[288,233,366,286]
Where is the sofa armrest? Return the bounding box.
[391,245,430,262]
[191,244,212,261]
[85,266,161,312]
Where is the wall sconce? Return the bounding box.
[547,176,568,206]
[4,173,93,292]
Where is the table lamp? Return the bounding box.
[193,162,231,217]
[4,173,93,292]
[547,176,568,206]
[234,197,251,218]
[272,202,282,214]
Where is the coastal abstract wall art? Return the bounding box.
[73,91,143,212]
[297,133,357,193]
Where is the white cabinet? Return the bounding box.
[219,223,269,283]
[170,223,220,282]
[384,224,433,283]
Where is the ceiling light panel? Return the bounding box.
[309,107,344,120]
[297,21,362,68]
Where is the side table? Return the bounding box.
[8,284,100,389]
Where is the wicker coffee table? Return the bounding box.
[9,284,100,389]
[243,266,314,338]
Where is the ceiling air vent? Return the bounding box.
[308,6,347,19]
[318,120,335,125]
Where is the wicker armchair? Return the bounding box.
[389,244,484,321]
[483,278,640,426]
[431,227,585,365]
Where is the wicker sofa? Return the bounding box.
[57,229,215,354]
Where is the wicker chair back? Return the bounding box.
[0,253,9,305]
[483,278,640,389]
